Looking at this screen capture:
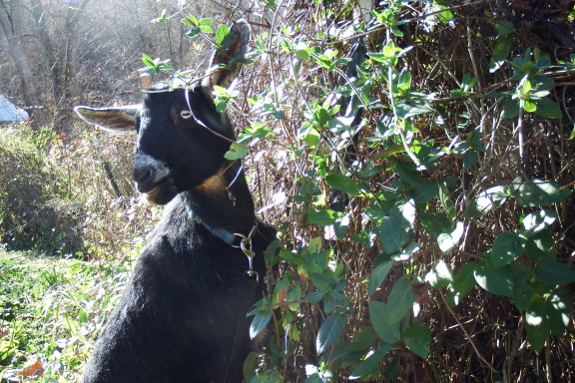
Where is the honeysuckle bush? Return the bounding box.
[140,0,575,381]
[221,1,574,382]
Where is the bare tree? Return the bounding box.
[0,0,41,119]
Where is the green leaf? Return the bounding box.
[243,351,259,383]
[279,250,306,266]
[224,142,249,160]
[495,20,514,36]
[419,211,452,237]
[512,275,533,312]
[296,47,310,60]
[316,313,347,354]
[490,36,513,72]
[396,67,411,91]
[250,369,281,383]
[153,9,168,23]
[525,231,556,261]
[523,100,537,113]
[535,260,575,285]
[545,291,570,337]
[515,179,572,207]
[349,344,391,380]
[409,179,440,203]
[386,276,418,324]
[200,24,214,33]
[216,24,230,46]
[402,324,431,358]
[491,232,525,267]
[141,54,155,67]
[186,28,200,39]
[446,262,477,307]
[368,260,394,296]
[463,150,476,169]
[250,307,272,339]
[437,221,464,253]
[501,99,519,119]
[314,107,329,127]
[326,173,359,195]
[474,255,514,297]
[534,98,563,119]
[187,13,199,26]
[466,185,508,217]
[306,290,326,303]
[439,185,456,219]
[395,160,420,186]
[369,301,401,343]
[395,101,433,119]
[520,209,557,237]
[309,251,329,274]
[424,259,453,289]
[199,18,212,26]
[308,210,337,226]
[526,294,549,354]
[436,7,454,23]
[349,327,378,352]
[380,216,408,254]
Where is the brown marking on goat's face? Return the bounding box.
[194,170,226,194]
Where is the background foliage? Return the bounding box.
[1,0,575,382]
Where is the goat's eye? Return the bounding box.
[180,110,193,119]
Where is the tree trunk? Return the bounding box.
[0,0,42,122]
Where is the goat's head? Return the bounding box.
[74,21,250,205]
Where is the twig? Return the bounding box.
[440,291,498,373]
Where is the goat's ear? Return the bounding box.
[74,105,139,132]
[202,19,250,91]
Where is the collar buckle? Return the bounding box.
[233,225,259,282]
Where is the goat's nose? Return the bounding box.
[133,166,151,185]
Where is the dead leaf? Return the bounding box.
[19,359,44,379]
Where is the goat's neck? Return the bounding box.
[182,162,256,235]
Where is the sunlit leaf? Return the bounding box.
[437,221,464,253]
[446,262,477,307]
[526,293,548,353]
[515,179,572,207]
[425,259,453,288]
[474,255,514,297]
[520,209,557,237]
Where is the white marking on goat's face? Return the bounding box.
[134,152,171,185]
[137,113,152,139]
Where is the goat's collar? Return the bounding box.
[185,206,257,246]
[200,218,258,248]
[186,207,260,281]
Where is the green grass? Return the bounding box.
[0,249,132,383]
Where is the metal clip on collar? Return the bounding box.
[233,224,259,282]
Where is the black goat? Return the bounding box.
[74,21,274,383]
